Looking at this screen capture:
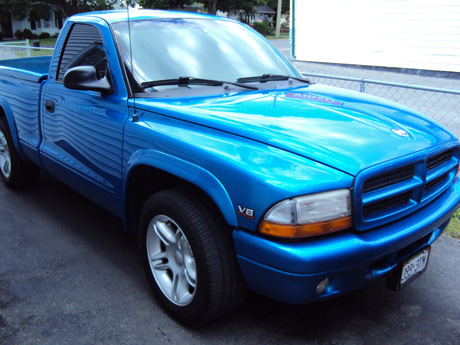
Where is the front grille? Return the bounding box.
[424,148,457,201]
[363,191,412,216]
[355,147,459,230]
[427,150,452,171]
[424,175,447,192]
[363,165,414,193]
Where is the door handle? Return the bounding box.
[45,99,55,113]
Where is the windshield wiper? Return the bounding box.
[141,77,258,90]
[237,74,311,84]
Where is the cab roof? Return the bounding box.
[70,9,228,24]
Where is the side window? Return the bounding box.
[56,23,107,82]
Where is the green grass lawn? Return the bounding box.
[4,38,56,46]
[14,49,53,58]
[8,38,55,58]
[445,209,460,240]
[37,38,57,46]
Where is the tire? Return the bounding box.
[0,117,40,189]
[139,188,247,325]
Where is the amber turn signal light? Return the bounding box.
[259,216,352,239]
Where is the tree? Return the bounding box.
[29,2,53,22]
[0,0,32,21]
[265,0,288,14]
[140,0,263,15]
[0,0,118,22]
[138,0,193,10]
[42,0,118,17]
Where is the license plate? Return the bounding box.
[400,247,430,288]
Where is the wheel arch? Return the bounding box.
[122,149,238,234]
[0,97,26,161]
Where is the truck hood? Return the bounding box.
[134,84,456,176]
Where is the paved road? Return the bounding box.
[1,173,460,344]
[269,39,460,88]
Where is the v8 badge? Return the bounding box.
[238,205,255,219]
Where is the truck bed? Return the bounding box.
[0,56,51,166]
[0,56,50,82]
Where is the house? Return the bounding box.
[1,2,63,39]
[228,5,276,24]
[290,0,460,74]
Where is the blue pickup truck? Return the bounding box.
[1,10,459,325]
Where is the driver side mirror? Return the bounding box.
[63,66,113,95]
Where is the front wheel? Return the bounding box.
[139,189,247,325]
[0,117,40,189]
[146,214,197,306]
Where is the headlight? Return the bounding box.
[259,189,352,238]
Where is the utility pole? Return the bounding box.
[275,0,282,38]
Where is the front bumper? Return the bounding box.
[233,178,460,304]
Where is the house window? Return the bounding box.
[55,11,63,29]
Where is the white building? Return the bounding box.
[290,0,460,73]
[228,5,276,24]
[0,3,63,39]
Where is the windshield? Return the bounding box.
[112,18,299,91]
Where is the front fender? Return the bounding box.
[123,148,238,228]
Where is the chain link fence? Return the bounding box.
[302,72,460,139]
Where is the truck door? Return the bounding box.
[40,23,129,216]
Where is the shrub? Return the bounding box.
[252,21,272,36]
[39,32,51,39]
[14,29,24,39]
[22,28,38,39]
